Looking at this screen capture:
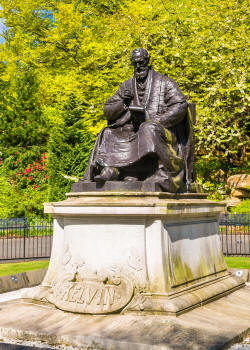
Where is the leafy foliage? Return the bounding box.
[230,199,250,214]
[0,151,49,217]
[0,0,249,213]
[48,94,95,201]
[0,65,49,216]
[0,66,47,148]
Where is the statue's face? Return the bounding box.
[131,55,149,81]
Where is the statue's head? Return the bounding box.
[130,48,150,81]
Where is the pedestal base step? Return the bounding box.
[0,287,249,350]
[124,273,245,315]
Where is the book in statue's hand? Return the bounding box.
[129,105,146,130]
[128,105,145,113]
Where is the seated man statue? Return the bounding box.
[83,48,195,193]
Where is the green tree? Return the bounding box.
[0,65,49,217]
[0,0,249,206]
[0,64,47,149]
[48,94,95,201]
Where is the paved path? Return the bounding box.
[0,343,52,350]
[0,286,249,350]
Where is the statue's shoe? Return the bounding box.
[124,176,138,182]
[94,166,119,182]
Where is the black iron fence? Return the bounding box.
[0,214,249,261]
[219,214,250,256]
[0,217,53,261]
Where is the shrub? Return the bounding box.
[230,200,250,214]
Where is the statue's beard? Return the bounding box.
[134,68,149,82]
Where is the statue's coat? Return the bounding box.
[84,68,194,191]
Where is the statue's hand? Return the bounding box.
[122,89,134,103]
[145,111,158,122]
[153,115,163,124]
[114,111,131,126]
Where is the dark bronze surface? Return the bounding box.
[72,181,206,198]
[77,48,198,193]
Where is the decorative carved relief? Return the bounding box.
[124,294,147,312]
[127,248,143,272]
[127,247,147,293]
[48,248,134,314]
[50,277,133,314]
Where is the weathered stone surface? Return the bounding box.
[0,341,52,350]
[227,174,250,199]
[25,269,48,288]
[0,269,47,294]
[231,189,250,198]
[48,277,134,314]
[0,286,249,350]
[123,273,243,315]
[227,174,250,191]
[44,192,221,215]
[229,268,249,282]
[225,197,242,208]
[28,193,244,316]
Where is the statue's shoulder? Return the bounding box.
[119,77,133,90]
[152,69,186,101]
[153,70,178,87]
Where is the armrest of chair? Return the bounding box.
[188,103,196,125]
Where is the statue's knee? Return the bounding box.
[103,128,112,136]
[140,121,157,131]
[139,121,161,135]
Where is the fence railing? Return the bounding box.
[0,214,249,261]
[219,213,250,256]
[0,217,53,261]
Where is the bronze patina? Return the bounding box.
[78,48,196,193]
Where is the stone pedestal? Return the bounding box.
[30,192,244,316]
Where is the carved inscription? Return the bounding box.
[50,279,133,314]
[55,282,116,305]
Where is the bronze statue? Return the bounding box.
[81,48,196,193]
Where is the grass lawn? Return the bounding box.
[225,257,250,269]
[0,260,49,276]
[0,257,249,278]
